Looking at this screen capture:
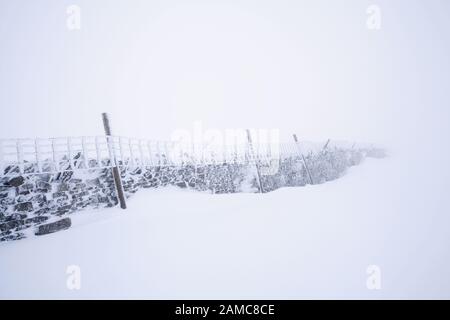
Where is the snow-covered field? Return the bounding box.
[1,152,449,299]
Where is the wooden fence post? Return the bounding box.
[94,136,101,166]
[16,140,24,174]
[51,138,59,171]
[293,134,314,185]
[35,138,41,173]
[102,113,127,209]
[67,137,74,169]
[129,138,135,167]
[81,136,88,168]
[246,129,264,193]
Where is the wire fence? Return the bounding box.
[0,136,326,177]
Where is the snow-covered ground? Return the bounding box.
[1,152,449,299]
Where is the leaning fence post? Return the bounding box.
[81,136,88,168]
[246,129,264,193]
[51,138,59,172]
[129,138,135,167]
[102,113,127,210]
[16,140,24,174]
[293,134,314,185]
[35,138,41,173]
[118,137,125,167]
[67,137,74,169]
[94,136,101,166]
[323,138,331,150]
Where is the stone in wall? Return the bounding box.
[35,218,71,236]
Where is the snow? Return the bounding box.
[1,153,450,299]
[1,0,450,300]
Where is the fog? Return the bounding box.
[1,0,450,299]
[1,0,449,154]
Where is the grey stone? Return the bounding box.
[25,216,49,225]
[57,171,73,182]
[0,231,25,242]
[34,208,51,216]
[176,181,187,188]
[0,191,9,199]
[14,202,33,212]
[35,218,71,236]
[52,191,68,199]
[6,213,27,221]
[3,165,20,176]
[8,176,24,187]
[17,194,33,203]
[57,183,70,192]
[32,194,47,206]
[86,178,101,187]
[36,180,52,193]
[56,204,73,215]
[0,220,24,232]
[70,182,87,192]
[70,191,89,199]
[18,183,35,195]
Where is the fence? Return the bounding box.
[0,136,315,177]
[0,134,365,178]
[0,124,383,241]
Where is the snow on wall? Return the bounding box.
[0,146,385,242]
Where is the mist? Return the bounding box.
[2,0,450,299]
[1,0,449,155]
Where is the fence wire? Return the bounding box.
[0,136,356,177]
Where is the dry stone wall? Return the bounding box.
[0,147,384,241]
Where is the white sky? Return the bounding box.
[1,0,449,152]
